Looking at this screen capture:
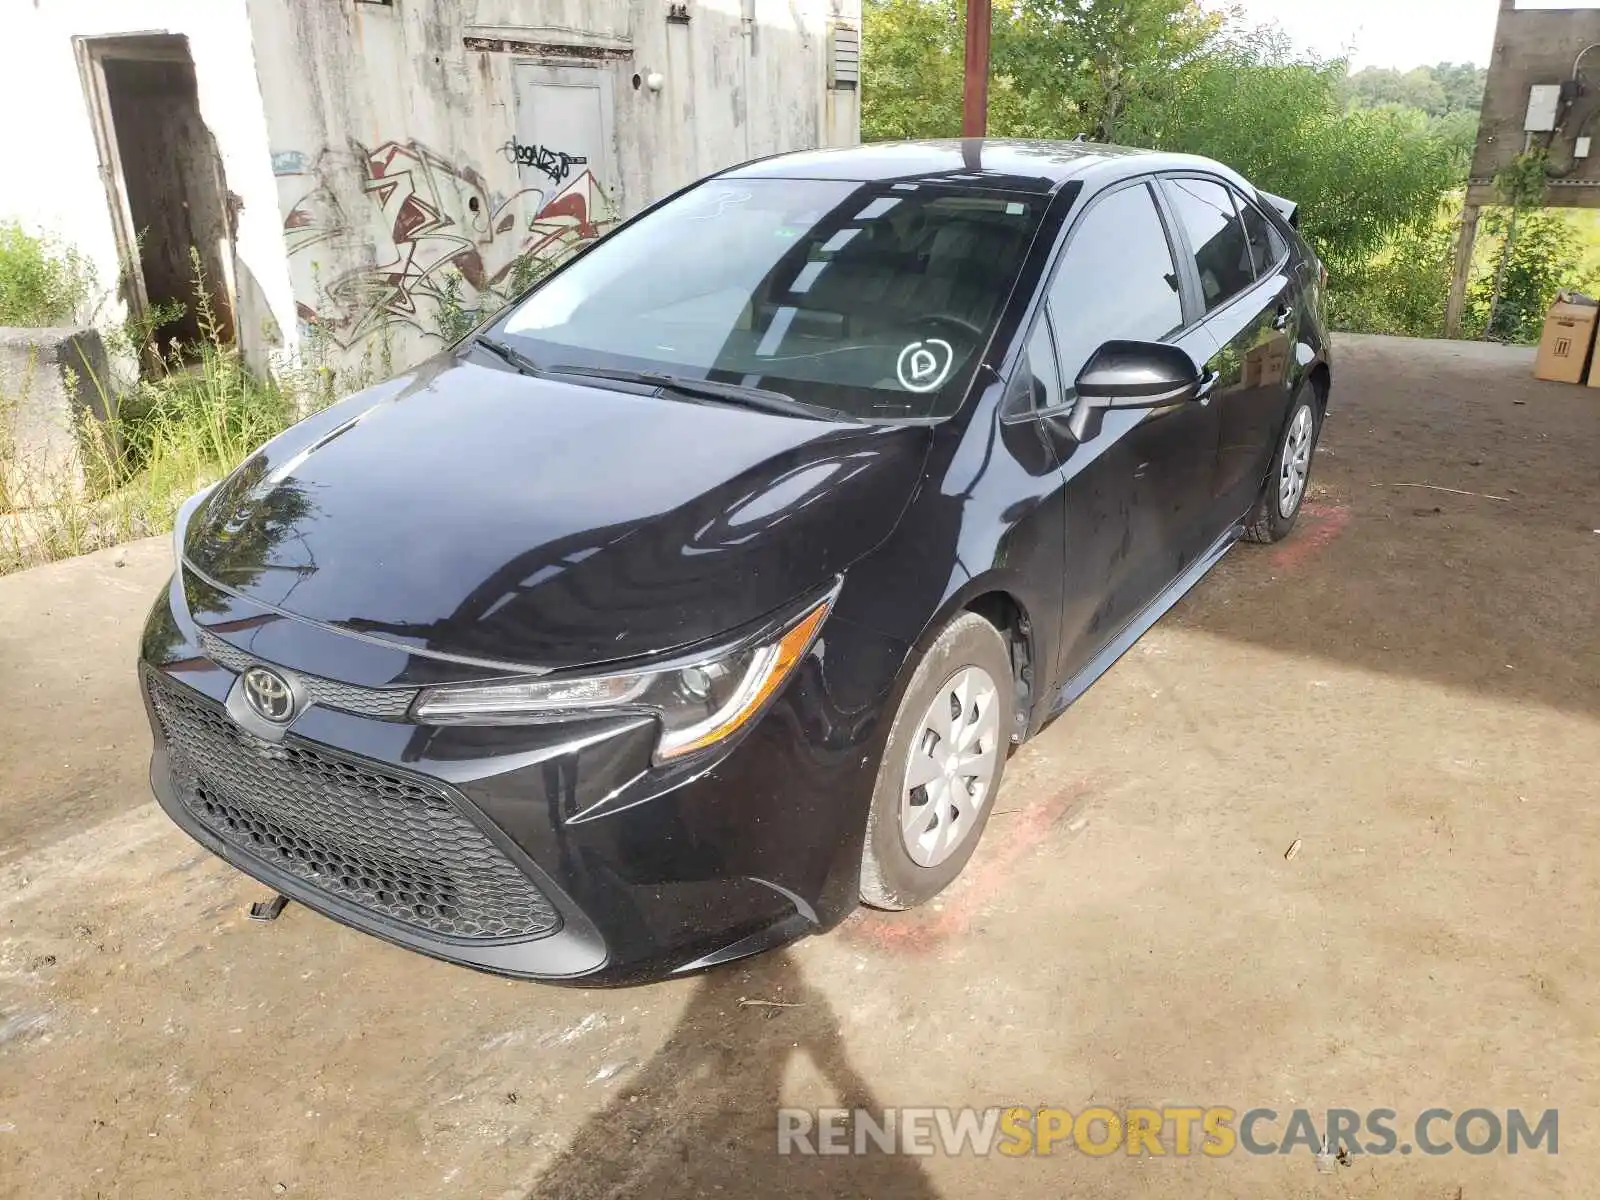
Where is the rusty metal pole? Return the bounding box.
[962,0,992,139]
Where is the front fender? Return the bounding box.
[829,403,1068,741]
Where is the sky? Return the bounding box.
[1220,0,1600,70]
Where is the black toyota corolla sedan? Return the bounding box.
[140,140,1330,985]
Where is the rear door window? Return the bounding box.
[1044,182,1185,393]
[1164,177,1256,311]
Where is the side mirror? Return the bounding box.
[1068,340,1207,441]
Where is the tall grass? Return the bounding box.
[1,231,589,575]
[1,252,319,575]
[1,348,305,574]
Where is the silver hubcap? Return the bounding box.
[1278,404,1314,519]
[899,665,1002,868]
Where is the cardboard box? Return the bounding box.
[1534,293,1599,384]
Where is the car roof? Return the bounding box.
[721,139,1252,197]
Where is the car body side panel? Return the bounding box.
[828,380,1071,741]
[1196,272,1293,520]
[1153,172,1332,519]
[1045,319,1224,685]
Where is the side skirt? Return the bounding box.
[1043,522,1243,724]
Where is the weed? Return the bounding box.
[0,222,97,327]
[1,248,335,575]
[426,243,578,345]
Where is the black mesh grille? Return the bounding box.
[146,670,560,942]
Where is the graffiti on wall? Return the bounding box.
[500,138,588,185]
[276,138,612,350]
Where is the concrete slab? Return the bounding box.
[0,334,1596,1198]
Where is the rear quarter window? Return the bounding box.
[1237,194,1288,275]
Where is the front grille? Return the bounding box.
[197,629,417,720]
[146,669,560,942]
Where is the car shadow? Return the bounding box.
[1170,334,1600,721]
[522,952,937,1200]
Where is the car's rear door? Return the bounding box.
[1017,178,1222,686]
[1157,174,1297,521]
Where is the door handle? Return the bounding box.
[1272,304,1295,331]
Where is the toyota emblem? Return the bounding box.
[242,666,296,724]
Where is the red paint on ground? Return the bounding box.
[842,784,1089,955]
[1268,501,1351,571]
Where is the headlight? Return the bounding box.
[412,593,833,762]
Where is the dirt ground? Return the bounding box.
[1,333,1597,1198]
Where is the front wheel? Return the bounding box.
[859,612,1014,911]
[1244,390,1319,544]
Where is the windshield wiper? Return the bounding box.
[473,335,547,378]
[548,365,852,422]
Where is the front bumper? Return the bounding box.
[140,569,906,986]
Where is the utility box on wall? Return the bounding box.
[1524,83,1561,133]
[1467,2,1600,208]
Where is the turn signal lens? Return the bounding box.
[655,598,830,761]
[412,594,833,763]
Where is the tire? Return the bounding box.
[1244,388,1320,544]
[859,612,1015,911]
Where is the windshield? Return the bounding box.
[498,177,1049,420]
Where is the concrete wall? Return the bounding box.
[0,326,111,504]
[247,0,862,371]
[1469,0,1600,207]
[0,2,297,363]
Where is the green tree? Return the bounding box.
[1429,107,1481,179]
[1326,203,1457,337]
[1430,62,1488,116]
[1344,63,1484,118]
[1124,27,1457,270]
[860,0,965,141]
[858,1,1477,335]
[1469,208,1585,343]
[996,0,1221,142]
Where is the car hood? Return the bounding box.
[184,355,931,671]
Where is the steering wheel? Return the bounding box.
[918,313,986,344]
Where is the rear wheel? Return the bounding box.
[859,612,1014,911]
[1244,389,1319,544]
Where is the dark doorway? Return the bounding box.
[77,35,236,355]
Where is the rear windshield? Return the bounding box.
[499,177,1048,420]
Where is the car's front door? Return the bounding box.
[1158,174,1296,522]
[1017,179,1223,687]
